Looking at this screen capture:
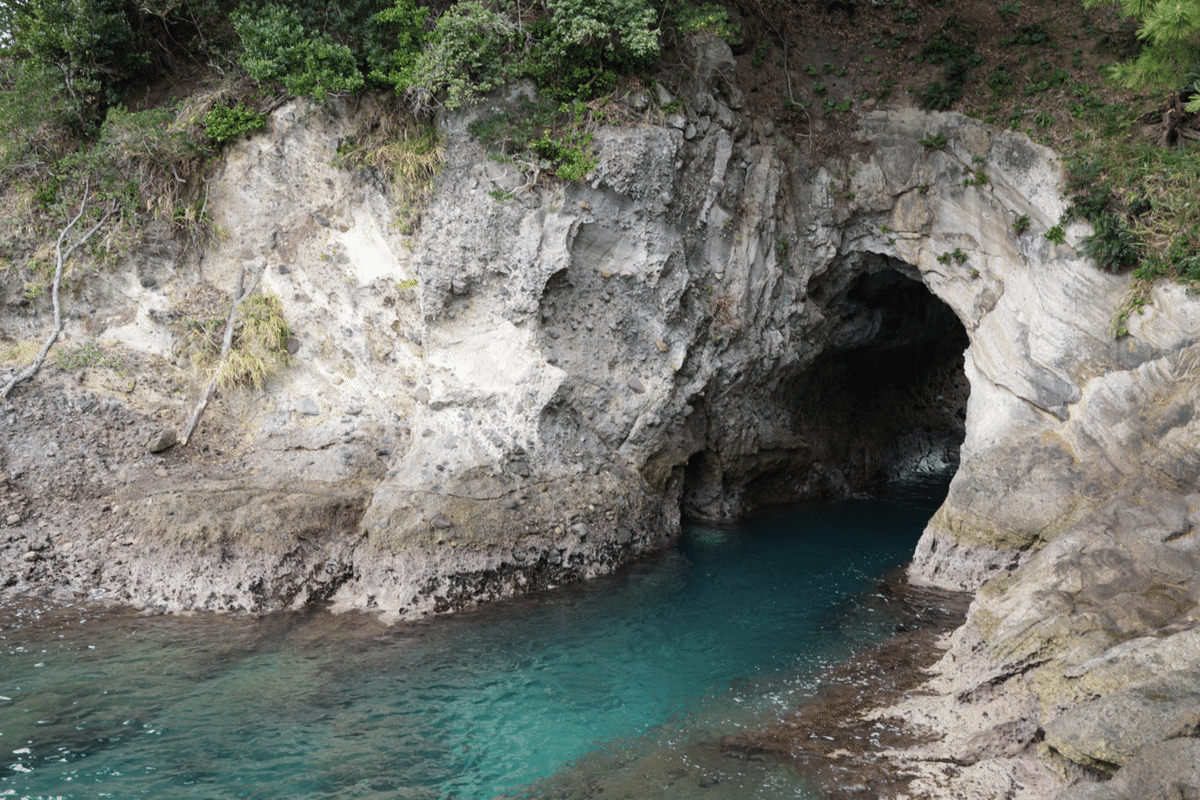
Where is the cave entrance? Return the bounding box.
[682,259,971,519]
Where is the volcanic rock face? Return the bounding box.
[6,36,1200,799]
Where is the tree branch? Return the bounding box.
[1,182,114,401]
[180,262,262,445]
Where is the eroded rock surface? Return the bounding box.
[4,36,1200,799]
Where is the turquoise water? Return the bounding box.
[0,475,949,800]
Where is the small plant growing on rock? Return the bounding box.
[710,293,739,339]
[1045,225,1066,244]
[919,131,948,149]
[1013,214,1031,234]
[963,170,990,187]
[754,42,771,68]
[998,1,1023,20]
[937,248,969,265]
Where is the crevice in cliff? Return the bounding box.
[683,260,970,519]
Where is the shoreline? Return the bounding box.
[724,568,972,798]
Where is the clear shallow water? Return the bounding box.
[0,475,949,800]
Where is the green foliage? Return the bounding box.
[364,0,429,93]
[998,2,1023,20]
[1087,0,1200,110]
[1013,213,1031,234]
[54,339,127,373]
[232,4,364,100]
[469,95,596,184]
[919,33,976,64]
[1045,225,1067,244]
[986,67,1015,94]
[9,0,150,129]
[754,42,771,68]
[937,248,969,264]
[919,80,963,109]
[403,2,520,111]
[1080,213,1143,273]
[918,130,949,148]
[999,23,1050,46]
[675,3,738,43]
[203,103,267,144]
[0,59,74,172]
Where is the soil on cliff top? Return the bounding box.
[709,0,1166,160]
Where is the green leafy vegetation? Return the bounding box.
[1086,0,1200,111]
[232,4,364,100]
[53,339,127,374]
[919,131,949,149]
[203,103,267,144]
[998,2,1024,20]
[468,95,599,188]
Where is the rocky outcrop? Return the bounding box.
[5,36,1200,798]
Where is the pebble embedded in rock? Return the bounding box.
[6,513,20,525]
[22,551,38,562]
[414,387,430,406]
[627,376,646,394]
[297,397,320,415]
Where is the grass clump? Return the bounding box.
[53,339,127,373]
[187,293,292,391]
[335,108,445,235]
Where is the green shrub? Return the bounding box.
[675,3,738,43]
[13,0,152,129]
[1094,0,1200,112]
[364,0,429,94]
[986,67,1015,94]
[919,80,962,110]
[469,95,595,183]
[203,103,267,144]
[232,4,364,100]
[1080,213,1143,273]
[998,1,1023,20]
[999,23,1050,46]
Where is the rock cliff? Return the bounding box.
[3,36,1200,799]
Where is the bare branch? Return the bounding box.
[1,182,115,400]
[181,261,263,445]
